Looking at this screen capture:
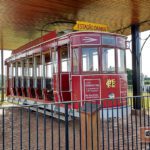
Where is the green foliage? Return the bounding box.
[145,77,150,80]
[126,68,132,85]
[145,81,150,85]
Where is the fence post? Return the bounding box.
[65,103,69,150]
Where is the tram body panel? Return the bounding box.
[71,76,81,108]
[60,73,70,91]
[60,73,71,101]
[100,74,127,107]
[71,74,127,109]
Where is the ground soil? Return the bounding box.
[0,108,150,150]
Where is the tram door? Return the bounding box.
[59,45,71,101]
[52,45,71,102]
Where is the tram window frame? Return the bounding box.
[117,49,126,73]
[102,47,116,73]
[37,65,42,77]
[60,45,70,72]
[18,66,22,76]
[27,57,33,77]
[35,56,42,77]
[29,67,33,77]
[44,51,53,78]
[81,47,99,73]
[45,63,53,78]
[18,62,22,77]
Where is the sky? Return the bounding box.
[126,30,150,76]
[0,30,150,76]
[0,50,11,76]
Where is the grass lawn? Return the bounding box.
[128,90,150,109]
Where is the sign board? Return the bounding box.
[73,21,108,32]
[140,127,150,143]
[84,79,100,100]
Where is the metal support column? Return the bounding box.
[42,54,46,89]
[10,63,13,95]
[21,61,24,88]
[131,24,141,109]
[26,59,30,88]
[33,56,37,88]
[15,62,18,88]
[0,28,4,101]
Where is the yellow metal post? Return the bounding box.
[81,103,101,150]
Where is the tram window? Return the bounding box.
[29,67,33,77]
[102,48,115,72]
[73,48,79,73]
[61,48,70,72]
[37,65,42,77]
[18,67,22,76]
[118,49,125,72]
[45,63,52,78]
[37,67,39,77]
[44,52,53,78]
[82,47,98,72]
[27,58,33,77]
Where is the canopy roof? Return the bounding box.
[0,0,150,50]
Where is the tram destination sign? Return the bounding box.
[73,21,108,32]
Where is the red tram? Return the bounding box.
[5,31,128,113]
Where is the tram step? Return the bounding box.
[29,107,72,121]
[53,112,72,121]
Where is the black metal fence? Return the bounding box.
[0,96,150,150]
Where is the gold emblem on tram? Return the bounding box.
[106,79,116,88]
